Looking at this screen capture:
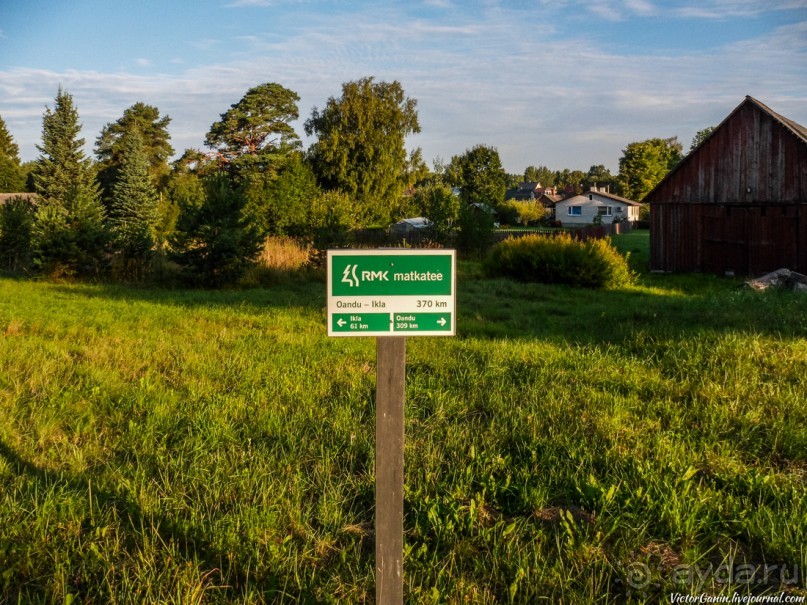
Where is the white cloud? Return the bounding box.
[135,58,151,67]
[587,1,625,21]
[189,38,221,50]
[625,0,657,16]
[674,0,807,18]
[1,2,805,172]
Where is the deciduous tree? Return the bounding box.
[583,164,618,192]
[617,137,683,201]
[446,144,508,207]
[305,77,420,225]
[411,184,460,242]
[258,151,320,237]
[690,127,715,153]
[523,165,554,186]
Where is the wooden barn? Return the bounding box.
[647,96,807,275]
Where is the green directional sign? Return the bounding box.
[392,313,451,332]
[332,313,391,333]
[327,250,456,337]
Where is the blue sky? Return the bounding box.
[1,0,806,174]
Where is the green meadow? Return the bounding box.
[1,232,805,603]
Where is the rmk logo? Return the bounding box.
[341,264,389,287]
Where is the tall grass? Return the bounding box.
[0,232,805,603]
[240,236,314,286]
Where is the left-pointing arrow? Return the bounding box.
[337,318,347,327]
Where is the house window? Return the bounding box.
[589,194,593,200]
[597,206,612,216]
[615,207,623,213]
[568,206,582,216]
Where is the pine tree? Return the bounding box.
[32,88,106,276]
[0,115,25,192]
[95,102,173,203]
[0,196,35,274]
[109,129,158,277]
[170,176,262,287]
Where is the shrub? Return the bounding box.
[456,204,495,259]
[484,233,636,289]
[169,175,263,288]
[0,196,35,275]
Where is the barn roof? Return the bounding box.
[744,96,807,143]
[643,96,807,203]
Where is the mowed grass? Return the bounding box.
[1,231,806,603]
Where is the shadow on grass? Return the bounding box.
[0,439,308,602]
[17,264,807,346]
[457,277,807,344]
[44,277,327,314]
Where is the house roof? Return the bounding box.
[393,217,432,228]
[468,202,497,214]
[558,190,640,206]
[643,96,807,202]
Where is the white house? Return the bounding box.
[555,187,641,226]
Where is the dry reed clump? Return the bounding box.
[241,236,314,285]
[259,236,312,271]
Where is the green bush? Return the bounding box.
[484,232,636,289]
[169,175,263,288]
[0,196,35,275]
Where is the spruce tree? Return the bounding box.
[0,115,25,192]
[0,196,35,274]
[170,175,262,287]
[32,88,106,276]
[95,102,173,202]
[109,129,158,277]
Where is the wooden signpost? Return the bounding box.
[327,250,456,604]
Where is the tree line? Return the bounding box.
[0,78,701,284]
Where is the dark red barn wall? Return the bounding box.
[649,98,807,275]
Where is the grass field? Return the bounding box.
[1,231,806,603]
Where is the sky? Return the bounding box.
[1,0,806,175]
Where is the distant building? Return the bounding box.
[389,217,433,239]
[555,187,640,226]
[646,96,807,275]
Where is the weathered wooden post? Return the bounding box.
[375,336,406,603]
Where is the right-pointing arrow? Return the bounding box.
[437,317,447,326]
